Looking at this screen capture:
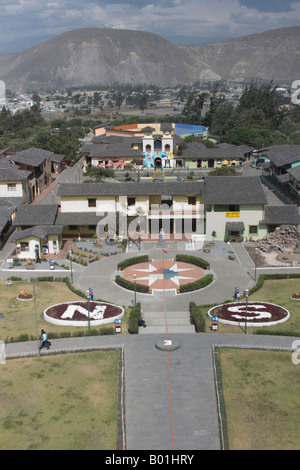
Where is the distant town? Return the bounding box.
[3,79,292,117]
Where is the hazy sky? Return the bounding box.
[0,0,299,54]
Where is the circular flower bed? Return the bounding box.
[291,292,300,300]
[44,301,124,327]
[208,301,290,327]
[17,289,34,301]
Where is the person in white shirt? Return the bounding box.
[40,329,50,350]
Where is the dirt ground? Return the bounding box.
[244,242,300,267]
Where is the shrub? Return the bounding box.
[175,254,210,270]
[254,329,300,337]
[117,255,149,271]
[128,303,141,334]
[115,275,149,293]
[179,274,213,293]
[99,327,114,335]
[189,302,206,332]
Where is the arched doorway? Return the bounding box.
[154,156,162,168]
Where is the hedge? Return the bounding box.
[245,273,300,298]
[175,254,210,270]
[115,275,150,293]
[128,302,142,334]
[179,274,213,293]
[117,255,149,271]
[189,302,206,332]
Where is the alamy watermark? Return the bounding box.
[0,340,6,365]
[95,203,200,241]
[291,340,300,365]
[0,80,6,107]
[291,80,300,105]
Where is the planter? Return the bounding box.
[17,289,34,301]
[44,301,124,327]
[208,301,290,327]
[17,294,34,301]
[291,293,300,300]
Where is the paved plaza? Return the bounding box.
[2,236,300,450]
[2,161,300,450]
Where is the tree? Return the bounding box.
[238,80,285,129]
[224,125,274,148]
[211,230,217,242]
[210,101,235,137]
[115,92,124,109]
[209,166,238,176]
[32,93,41,105]
[182,92,207,124]
[84,166,115,180]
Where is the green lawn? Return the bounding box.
[204,278,300,335]
[0,280,130,341]
[0,350,120,450]
[220,348,300,450]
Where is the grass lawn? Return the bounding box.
[203,278,300,335]
[220,348,300,450]
[0,280,130,341]
[0,350,120,450]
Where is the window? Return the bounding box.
[20,242,29,252]
[127,197,136,206]
[215,204,240,212]
[88,198,96,208]
[69,225,78,230]
[249,225,258,234]
[7,183,17,191]
[188,197,196,205]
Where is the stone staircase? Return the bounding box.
[139,310,195,334]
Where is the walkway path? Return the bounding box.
[5,331,298,450]
[2,156,300,449]
[230,242,256,274]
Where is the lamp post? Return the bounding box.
[244,288,249,334]
[69,250,73,284]
[133,274,137,307]
[29,278,40,356]
[137,221,141,251]
[255,247,258,281]
[86,290,91,330]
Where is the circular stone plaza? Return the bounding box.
[123,259,205,292]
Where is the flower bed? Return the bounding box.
[44,301,124,327]
[208,301,290,327]
[291,293,300,300]
[17,289,34,301]
[17,294,34,301]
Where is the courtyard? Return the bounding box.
[1,162,300,450]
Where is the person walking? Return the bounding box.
[39,329,51,350]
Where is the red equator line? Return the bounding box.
[162,249,175,450]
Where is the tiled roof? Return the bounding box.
[182,143,252,160]
[262,205,300,225]
[11,225,63,241]
[12,204,58,226]
[55,212,105,226]
[58,181,202,197]
[8,147,53,167]
[260,145,300,168]
[202,176,268,205]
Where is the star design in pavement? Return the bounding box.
[124,261,204,290]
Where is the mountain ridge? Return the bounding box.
[0,26,299,92]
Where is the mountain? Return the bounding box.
[184,26,300,83]
[0,26,299,92]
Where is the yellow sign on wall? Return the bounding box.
[225,212,240,218]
